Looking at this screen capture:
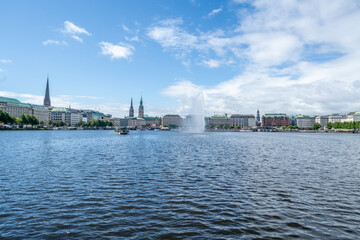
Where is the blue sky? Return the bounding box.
[1,0,360,117]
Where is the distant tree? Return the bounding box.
[312,122,321,130]
[326,122,333,129]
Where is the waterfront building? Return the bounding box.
[0,96,32,117]
[128,117,146,128]
[341,112,360,122]
[262,114,289,127]
[81,110,106,121]
[29,104,49,123]
[43,76,51,107]
[296,115,316,129]
[129,98,134,117]
[138,96,144,118]
[209,114,230,128]
[328,114,344,123]
[50,107,71,124]
[143,115,161,127]
[162,114,183,128]
[315,115,329,128]
[229,114,256,128]
[69,108,81,126]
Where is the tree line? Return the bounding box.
[327,121,360,130]
[0,110,39,125]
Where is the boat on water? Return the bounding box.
[114,127,129,135]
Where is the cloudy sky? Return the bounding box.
[1,0,360,117]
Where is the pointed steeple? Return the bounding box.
[138,95,144,118]
[43,75,51,107]
[129,97,134,117]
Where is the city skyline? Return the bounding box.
[1,0,360,117]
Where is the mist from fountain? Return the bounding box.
[182,92,205,133]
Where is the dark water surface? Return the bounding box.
[1,130,360,239]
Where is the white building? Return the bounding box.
[328,114,344,123]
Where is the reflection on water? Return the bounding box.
[1,130,360,239]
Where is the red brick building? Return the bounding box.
[261,114,289,127]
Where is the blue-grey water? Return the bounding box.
[1,130,360,239]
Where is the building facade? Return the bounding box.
[328,114,344,123]
[209,114,230,128]
[162,114,183,128]
[69,108,81,126]
[296,115,316,129]
[50,107,71,124]
[29,104,50,123]
[0,96,32,117]
[315,115,329,128]
[262,114,289,127]
[229,114,256,128]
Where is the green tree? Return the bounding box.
[312,122,321,130]
[326,122,333,129]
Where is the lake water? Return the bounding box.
[1,130,360,239]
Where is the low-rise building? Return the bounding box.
[229,114,256,128]
[209,114,230,128]
[29,104,50,123]
[51,107,71,124]
[296,115,316,129]
[262,114,289,127]
[0,96,32,117]
[328,114,344,123]
[162,114,183,128]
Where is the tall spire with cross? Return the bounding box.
[129,97,134,117]
[138,95,144,118]
[43,75,51,107]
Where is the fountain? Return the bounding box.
[182,92,205,133]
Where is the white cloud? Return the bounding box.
[202,59,220,68]
[99,41,134,60]
[62,21,91,36]
[62,21,91,43]
[42,39,68,46]
[0,59,12,64]
[147,18,197,49]
[0,68,3,72]
[125,36,139,42]
[153,1,360,114]
[122,24,130,32]
[71,35,83,43]
[208,8,222,17]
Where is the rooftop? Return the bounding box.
[211,114,228,119]
[0,96,31,108]
[51,107,70,112]
[263,114,287,118]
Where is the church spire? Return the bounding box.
[138,95,144,118]
[43,75,51,107]
[129,97,134,117]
